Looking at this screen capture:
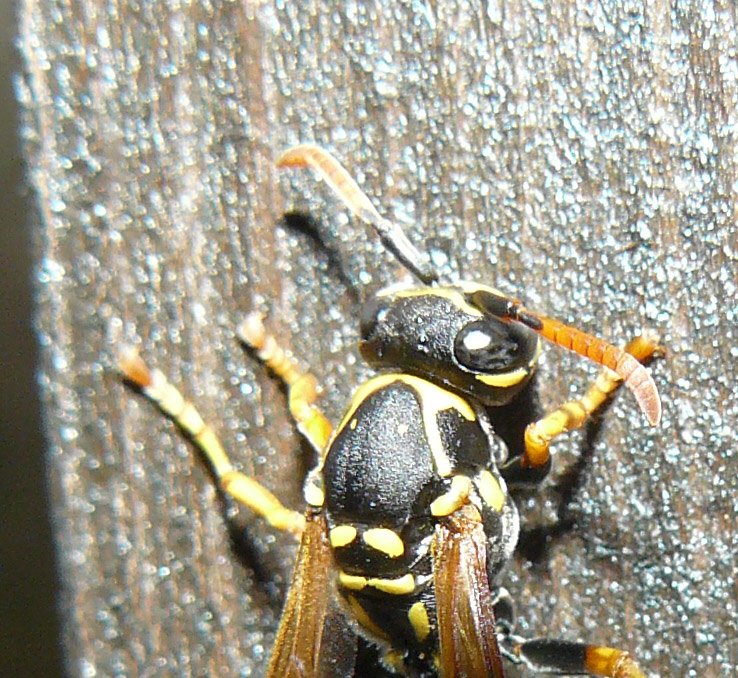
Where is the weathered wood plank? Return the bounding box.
[18,1,738,676]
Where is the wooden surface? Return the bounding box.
[18,1,738,677]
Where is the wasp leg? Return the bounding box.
[236,312,334,454]
[119,348,306,536]
[498,634,646,678]
[519,334,662,470]
[492,592,645,677]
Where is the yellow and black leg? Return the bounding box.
[499,635,646,678]
[118,331,330,537]
[492,590,645,677]
[502,334,662,485]
[236,312,333,454]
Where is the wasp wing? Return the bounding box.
[432,506,506,678]
[267,510,357,678]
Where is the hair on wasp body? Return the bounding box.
[120,145,662,678]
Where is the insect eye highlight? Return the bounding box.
[454,320,520,373]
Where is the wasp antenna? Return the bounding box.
[276,144,438,285]
[277,145,383,224]
[527,313,662,427]
[465,288,662,426]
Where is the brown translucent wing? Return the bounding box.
[267,510,357,678]
[432,506,506,678]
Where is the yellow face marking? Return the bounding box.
[475,470,505,512]
[330,525,358,548]
[408,601,431,641]
[389,284,542,388]
[350,417,358,430]
[335,373,476,478]
[430,475,472,517]
[362,527,405,557]
[368,573,416,595]
[474,329,540,388]
[339,571,368,591]
[347,595,390,640]
[475,366,530,388]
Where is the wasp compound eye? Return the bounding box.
[454,320,521,373]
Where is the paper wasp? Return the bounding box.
[121,145,661,677]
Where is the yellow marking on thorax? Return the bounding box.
[330,525,358,548]
[453,281,507,297]
[408,601,431,642]
[475,470,506,512]
[362,528,405,557]
[409,377,475,478]
[430,475,472,517]
[335,374,407,437]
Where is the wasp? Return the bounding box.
[120,145,661,678]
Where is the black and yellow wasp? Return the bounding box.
[121,145,661,678]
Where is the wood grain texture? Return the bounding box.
[18,1,737,677]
